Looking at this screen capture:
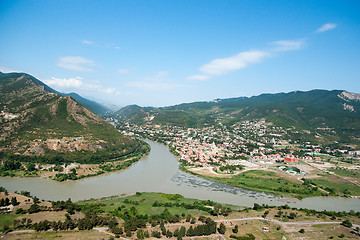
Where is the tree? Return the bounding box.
[152,230,161,238]
[299,228,305,233]
[232,224,239,233]
[125,229,132,237]
[111,227,123,235]
[218,222,226,234]
[186,226,194,236]
[179,226,186,239]
[160,220,166,235]
[137,229,145,239]
[341,219,352,228]
[26,163,36,172]
[253,203,262,210]
[166,230,173,238]
[11,197,18,206]
[67,205,75,215]
[28,203,40,214]
[33,196,40,204]
[288,212,297,219]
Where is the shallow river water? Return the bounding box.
[1,140,359,211]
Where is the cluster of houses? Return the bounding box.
[117,119,359,169]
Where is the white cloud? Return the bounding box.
[271,40,305,51]
[117,68,130,74]
[81,40,95,45]
[187,75,211,81]
[316,23,337,33]
[99,87,119,95]
[199,50,269,76]
[44,76,121,96]
[114,46,121,50]
[57,56,95,72]
[44,77,84,88]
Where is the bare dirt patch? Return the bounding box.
[4,229,109,240]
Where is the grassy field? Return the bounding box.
[78,192,233,217]
[203,170,323,199]
[0,214,16,228]
[310,175,360,196]
[330,167,360,178]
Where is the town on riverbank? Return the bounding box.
[115,119,360,199]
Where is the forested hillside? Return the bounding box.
[0,72,147,165]
[115,90,360,147]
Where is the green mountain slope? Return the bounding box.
[0,72,146,163]
[62,92,109,116]
[115,89,360,147]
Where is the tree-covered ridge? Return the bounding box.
[115,89,360,147]
[0,72,146,165]
[61,92,109,116]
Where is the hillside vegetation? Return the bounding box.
[0,72,147,166]
[114,89,360,147]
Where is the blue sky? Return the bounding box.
[0,0,359,107]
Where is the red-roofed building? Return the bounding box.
[284,157,298,163]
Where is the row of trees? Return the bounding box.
[13,209,118,232]
[252,202,360,219]
[0,197,18,206]
[132,217,218,239]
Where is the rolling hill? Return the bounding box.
[114,89,360,147]
[0,72,146,164]
[61,92,109,116]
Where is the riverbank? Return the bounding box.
[0,141,150,182]
[166,140,360,200]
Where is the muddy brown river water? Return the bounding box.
[1,140,359,211]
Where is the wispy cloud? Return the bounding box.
[99,87,120,95]
[316,23,337,33]
[81,40,95,45]
[57,56,95,72]
[117,68,130,74]
[199,50,269,76]
[187,37,308,80]
[44,76,120,95]
[81,40,121,50]
[44,77,84,88]
[187,75,211,81]
[271,40,305,52]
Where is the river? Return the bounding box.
[1,140,359,211]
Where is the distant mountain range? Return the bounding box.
[0,72,140,162]
[114,89,360,147]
